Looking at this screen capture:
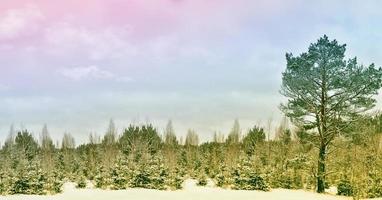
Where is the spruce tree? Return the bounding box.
[110,156,129,190]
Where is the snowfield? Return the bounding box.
[0,179,365,200]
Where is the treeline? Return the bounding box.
[0,116,382,199]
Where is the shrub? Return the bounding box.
[76,176,87,188]
[216,174,225,187]
[337,178,353,196]
[170,176,183,190]
[197,175,207,186]
[12,177,29,194]
[270,169,303,189]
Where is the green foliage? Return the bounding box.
[129,155,169,190]
[270,169,303,190]
[12,176,29,194]
[76,175,87,189]
[95,166,110,189]
[119,125,162,157]
[242,126,265,156]
[166,170,183,190]
[214,163,232,188]
[337,178,353,196]
[0,170,13,195]
[11,161,47,195]
[15,130,39,161]
[366,170,382,198]
[2,119,382,198]
[281,35,382,193]
[278,155,309,189]
[49,170,64,194]
[231,157,270,191]
[110,157,129,190]
[197,175,207,186]
[130,168,151,188]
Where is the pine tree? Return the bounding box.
[281,35,382,192]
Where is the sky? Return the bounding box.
[1,0,382,145]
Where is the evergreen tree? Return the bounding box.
[95,165,111,189]
[281,35,382,192]
[110,156,130,190]
[242,126,265,156]
[231,156,270,191]
[15,130,39,161]
[119,124,162,159]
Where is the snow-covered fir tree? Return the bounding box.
[110,156,130,190]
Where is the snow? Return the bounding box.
[0,179,358,200]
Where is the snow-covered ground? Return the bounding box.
[0,179,361,200]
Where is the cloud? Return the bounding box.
[0,84,10,91]
[0,5,44,39]
[44,23,136,60]
[59,65,133,82]
[59,66,115,81]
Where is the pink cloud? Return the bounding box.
[0,5,43,40]
[0,0,298,68]
[0,0,293,42]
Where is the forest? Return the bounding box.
[0,114,381,199]
[1,36,382,200]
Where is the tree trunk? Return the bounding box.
[317,143,326,193]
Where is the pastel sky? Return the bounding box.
[1,0,382,144]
